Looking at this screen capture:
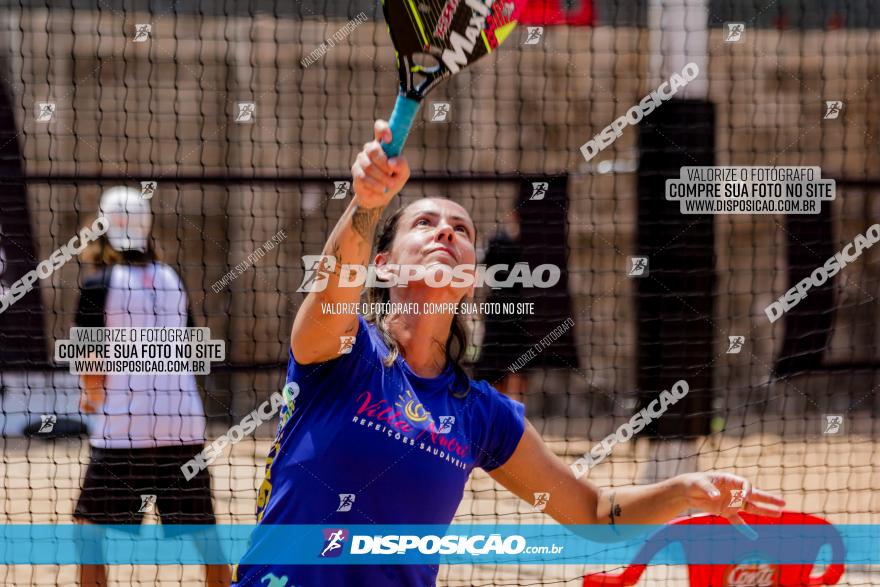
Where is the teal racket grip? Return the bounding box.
[383,94,420,158]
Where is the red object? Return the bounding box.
[827,13,844,30]
[774,9,789,30]
[582,511,845,587]
[517,0,595,26]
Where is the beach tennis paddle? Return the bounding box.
[379,0,528,156]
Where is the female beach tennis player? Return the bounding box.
[231,120,785,587]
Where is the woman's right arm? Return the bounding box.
[291,120,410,365]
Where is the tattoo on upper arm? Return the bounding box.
[608,491,622,526]
[351,206,382,241]
[329,244,345,278]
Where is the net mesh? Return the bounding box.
[0,1,879,585]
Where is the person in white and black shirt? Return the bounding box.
[73,187,229,587]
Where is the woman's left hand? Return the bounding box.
[677,472,786,526]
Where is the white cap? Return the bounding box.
[99,187,152,252]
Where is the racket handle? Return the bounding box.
[383,94,420,158]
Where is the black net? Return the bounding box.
[0,1,878,585]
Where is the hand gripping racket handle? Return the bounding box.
[382,93,420,158]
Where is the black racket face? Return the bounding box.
[380,0,523,99]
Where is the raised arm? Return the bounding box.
[291,120,410,365]
[489,421,785,539]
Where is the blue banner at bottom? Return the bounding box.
[0,524,877,565]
